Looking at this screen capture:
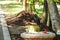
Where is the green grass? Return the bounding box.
[1,3,43,17]
[1,3,23,17]
[1,3,22,11]
[36,9,43,18]
[35,6,43,18]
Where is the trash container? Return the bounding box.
[21,32,55,40]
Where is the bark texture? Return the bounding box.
[47,0,60,32]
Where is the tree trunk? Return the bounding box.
[25,0,28,12]
[41,0,48,25]
[47,0,60,32]
[23,0,29,12]
[46,12,54,32]
[25,0,28,11]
